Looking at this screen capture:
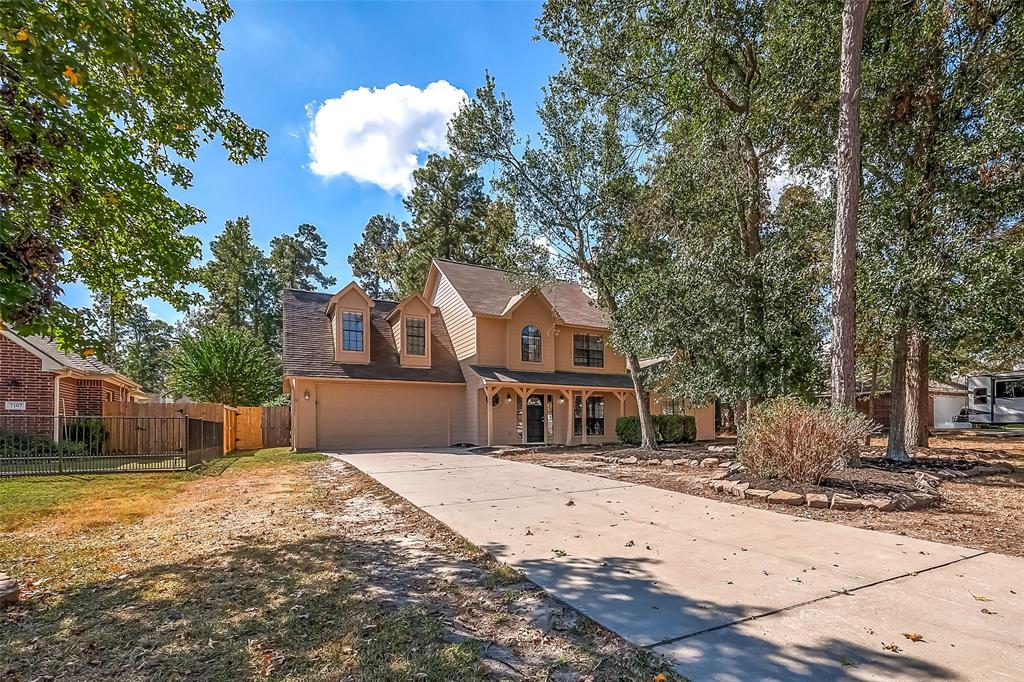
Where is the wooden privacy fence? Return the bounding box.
[262,406,291,447]
[104,402,291,453]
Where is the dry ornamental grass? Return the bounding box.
[738,397,875,483]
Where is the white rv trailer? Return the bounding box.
[964,371,1024,425]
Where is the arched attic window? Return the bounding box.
[521,325,542,363]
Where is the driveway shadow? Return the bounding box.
[487,545,957,681]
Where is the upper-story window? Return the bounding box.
[405,317,426,356]
[521,325,542,362]
[573,334,604,368]
[342,311,364,352]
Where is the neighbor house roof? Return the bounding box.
[432,259,610,329]
[1,329,141,388]
[470,365,635,390]
[282,289,465,383]
[927,380,967,395]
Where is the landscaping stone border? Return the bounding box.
[0,573,19,607]
[703,477,940,512]
[589,450,954,513]
[590,445,1015,513]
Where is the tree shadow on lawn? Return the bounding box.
[489,547,957,681]
[1,535,493,681]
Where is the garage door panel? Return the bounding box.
[316,383,453,449]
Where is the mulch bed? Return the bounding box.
[861,456,986,473]
[737,466,920,499]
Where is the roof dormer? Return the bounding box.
[386,292,435,368]
[326,282,373,364]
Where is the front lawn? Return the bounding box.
[0,448,324,532]
[0,450,679,681]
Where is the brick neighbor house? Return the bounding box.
[0,328,146,429]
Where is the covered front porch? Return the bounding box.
[470,367,640,447]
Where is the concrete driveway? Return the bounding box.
[333,449,1023,681]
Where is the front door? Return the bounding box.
[526,396,545,443]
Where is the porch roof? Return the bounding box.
[470,365,635,390]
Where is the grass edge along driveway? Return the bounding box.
[0,451,682,681]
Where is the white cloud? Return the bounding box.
[307,81,467,193]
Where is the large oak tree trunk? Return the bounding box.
[624,352,660,451]
[905,332,922,446]
[886,319,911,461]
[594,280,659,452]
[906,331,931,447]
[830,0,870,409]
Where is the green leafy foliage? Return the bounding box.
[195,218,335,352]
[90,296,173,394]
[654,414,697,444]
[269,223,337,291]
[0,0,267,348]
[449,72,664,448]
[615,415,695,445]
[167,324,279,406]
[348,214,404,299]
[535,1,830,408]
[62,417,107,451]
[349,153,534,298]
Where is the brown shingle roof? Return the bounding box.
[433,259,609,328]
[282,290,465,383]
[470,365,635,390]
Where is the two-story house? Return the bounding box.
[284,259,713,450]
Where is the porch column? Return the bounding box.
[561,389,573,445]
[484,384,495,447]
[515,386,535,445]
[613,391,630,418]
[580,389,594,445]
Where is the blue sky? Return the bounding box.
[64,0,562,322]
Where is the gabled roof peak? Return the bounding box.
[385,291,437,322]
[428,259,609,329]
[325,282,375,314]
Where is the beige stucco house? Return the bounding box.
[284,259,714,450]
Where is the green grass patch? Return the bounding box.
[227,447,328,469]
[485,562,525,587]
[0,448,326,531]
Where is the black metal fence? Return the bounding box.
[0,415,224,477]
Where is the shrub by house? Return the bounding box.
[616,414,696,445]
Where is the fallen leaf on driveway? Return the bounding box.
[902,632,925,642]
[837,656,858,667]
[972,594,993,602]
[551,549,567,557]
[882,642,902,653]
[981,608,998,615]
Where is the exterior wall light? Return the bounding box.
[303,389,310,401]
[507,392,513,402]
[559,395,565,404]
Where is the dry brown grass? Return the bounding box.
[738,398,874,483]
[0,452,683,682]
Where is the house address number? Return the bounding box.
[4,401,27,411]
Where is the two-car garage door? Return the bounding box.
[315,382,455,450]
